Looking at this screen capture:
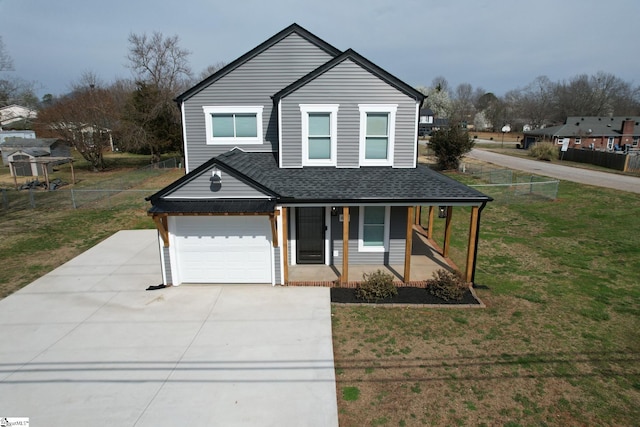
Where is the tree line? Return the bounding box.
[418,73,640,132]
[2,33,640,171]
[1,33,223,171]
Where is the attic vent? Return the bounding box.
[607,124,611,127]
[581,118,584,120]
[575,122,580,126]
[598,118,602,121]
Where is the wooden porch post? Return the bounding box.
[151,214,169,247]
[414,205,421,225]
[404,206,414,283]
[341,207,349,285]
[465,206,480,283]
[282,207,289,284]
[443,206,453,258]
[427,206,434,239]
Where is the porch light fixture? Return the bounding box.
[210,167,222,183]
[331,206,338,216]
[438,206,448,218]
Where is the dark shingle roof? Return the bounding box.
[524,116,640,138]
[149,149,491,208]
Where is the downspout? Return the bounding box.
[471,201,488,286]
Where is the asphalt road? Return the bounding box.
[467,149,640,194]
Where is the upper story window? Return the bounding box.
[575,137,581,145]
[300,104,338,166]
[203,106,264,145]
[358,206,390,252]
[358,104,397,166]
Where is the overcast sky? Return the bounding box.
[1,0,639,98]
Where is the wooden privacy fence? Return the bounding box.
[562,148,640,172]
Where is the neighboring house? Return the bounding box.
[0,130,36,144]
[523,116,640,151]
[147,24,491,287]
[0,104,37,129]
[0,137,71,176]
[418,108,449,136]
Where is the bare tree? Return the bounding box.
[0,37,37,109]
[450,83,476,125]
[0,36,13,72]
[126,32,192,92]
[37,83,118,171]
[197,62,226,82]
[505,76,555,128]
[122,32,193,161]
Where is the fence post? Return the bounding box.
[71,188,77,209]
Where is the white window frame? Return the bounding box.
[607,137,615,150]
[358,206,390,252]
[633,137,639,147]
[300,104,339,166]
[575,137,581,145]
[358,104,397,166]
[203,106,264,145]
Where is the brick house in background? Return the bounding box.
[523,116,640,151]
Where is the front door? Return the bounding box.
[296,207,325,264]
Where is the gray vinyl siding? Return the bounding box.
[182,33,335,171]
[329,206,407,266]
[162,246,173,285]
[167,168,269,199]
[279,60,418,168]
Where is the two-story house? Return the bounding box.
[147,24,491,287]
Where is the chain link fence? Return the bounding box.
[1,157,179,212]
[460,163,559,203]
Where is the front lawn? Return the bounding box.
[332,179,640,426]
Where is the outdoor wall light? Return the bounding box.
[438,206,448,218]
[210,167,222,183]
[331,206,338,216]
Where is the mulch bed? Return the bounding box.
[330,286,482,305]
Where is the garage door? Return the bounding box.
[173,216,272,284]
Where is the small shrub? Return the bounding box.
[426,269,468,301]
[528,142,558,161]
[355,269,398,302]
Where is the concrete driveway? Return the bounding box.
[0,230,338,427]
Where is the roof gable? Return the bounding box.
[175,24,341,104]
[148,149,280,202]
[273,49,424,103]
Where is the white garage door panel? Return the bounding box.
[174,216,272,284]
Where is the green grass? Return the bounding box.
[334,175,640,426]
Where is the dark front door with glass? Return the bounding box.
[296,207,325,264]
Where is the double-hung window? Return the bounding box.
[358,206,390,252]
[300,104,338,166]
[203,106,264,145]
[359,104,397,166]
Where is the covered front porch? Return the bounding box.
[288,226,455,286]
